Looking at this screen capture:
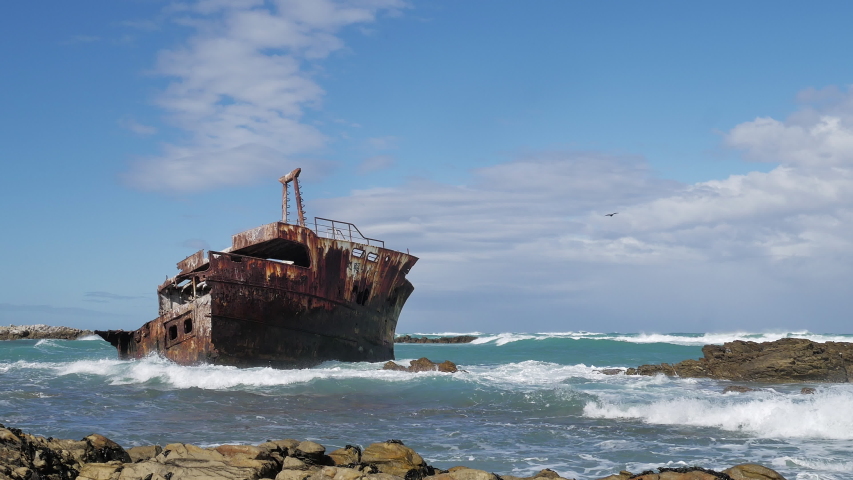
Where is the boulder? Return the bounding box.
[295,441,327,464]
[627,338,853,382]
[283,457,310,470]
[84,434,132,464]
[723,463,787,480]
[592,471,633,480]
[277,471,314,480]
[328,446,361,466]
[127,445,162,463]
[77,461,124,480]
[444,468,499,480]
[800,387,816,394]
[361,441,428,479]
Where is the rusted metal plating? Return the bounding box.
[97,171,417,368]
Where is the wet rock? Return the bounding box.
[598,369,624,375]
[723,385,755,393]
[723,463,787,480]
[362,441,428,479]
[800,387,816,394]
[383,358,458,373]
[0,324,94,341]
[127,446,162,463]
[395,336,477,344]
[383,361,409,372]
[627,338,853,382]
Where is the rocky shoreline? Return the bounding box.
[626,338,853,383]
[395,335,477,344]
[0,424,787,480]
[0,325,93,341]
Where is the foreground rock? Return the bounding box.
[626,338,853,383]
[0,324,94,341]
[383,357,458,373]
[0,424,788,480]
[395,335,477,344]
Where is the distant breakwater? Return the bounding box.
[0,324,93,341]
[395,335,477,344]
[0,424,788,480]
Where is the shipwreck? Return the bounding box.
[96,168,417,368]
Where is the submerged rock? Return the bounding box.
[722,385,755,394]
[626,338,853,383]
[383,358,458,373]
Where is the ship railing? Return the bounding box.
[313,217,385,248]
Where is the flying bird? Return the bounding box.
[605,212,618,217]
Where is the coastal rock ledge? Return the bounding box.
[0,324,93,341]
[627,338,853,382]
[0,424,788,480]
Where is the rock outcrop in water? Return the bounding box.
[0,324,94,341]
[395,335,477,344]
[383,357,459,373]
[0,425,789,480]
[626,338,853,382]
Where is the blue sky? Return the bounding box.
[3,1,853,333]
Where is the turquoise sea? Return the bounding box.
[2,331,852,480]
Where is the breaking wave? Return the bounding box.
[584,387,853,439]
[430,331,853,346]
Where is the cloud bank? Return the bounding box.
[123,0,405,192]
[318,87,853,331]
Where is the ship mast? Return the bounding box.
[279,168,306,226]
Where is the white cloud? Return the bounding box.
[123,0,406,192]
[315,89,853,331]
[358,155,395,174]
[118,116,157,136]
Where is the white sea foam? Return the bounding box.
[47,356,454,390]
[778,456,853,474]
[584,388,853,439]
[419,331,853,346]
[407,332,483,337]
[471,333,537,346]
[77,335,104,341]
[607,331,853,346]
[463,360,630,389]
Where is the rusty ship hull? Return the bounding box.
[97,169,417,368]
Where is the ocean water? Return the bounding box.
[2,331,853,480]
